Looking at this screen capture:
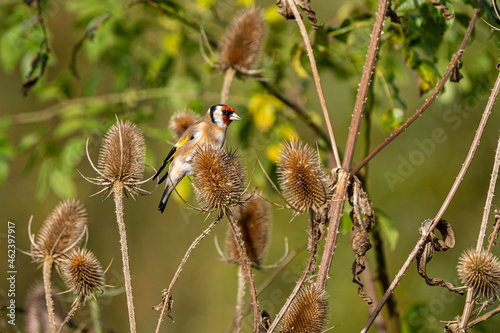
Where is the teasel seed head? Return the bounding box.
[277,140,330,212]
[96,119,146,192]
[169,109,198,140]
[61,247,105,301]
[458,249,500,299]
[226,196,270,267]
[25,282,66,333]
[192,144,246,211]
[281,285,329,333]
[30,199,87,264]
[219,7,266,75]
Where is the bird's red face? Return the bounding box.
[220,105,241,126]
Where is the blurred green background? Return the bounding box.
[1,0,500,332]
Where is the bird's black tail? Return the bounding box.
[158,184,171,213]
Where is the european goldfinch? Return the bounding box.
[153,104,241,213]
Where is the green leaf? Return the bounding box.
[61,138,85,169]
[381,108,406,133]
[36,161,51,200]
[415,60,440,95]
[376,214,399,251]
[50,169,76,199]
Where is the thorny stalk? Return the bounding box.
[458,134,500,331]
[43,256,57,333]
[225,243,307,333]
[225,208,260,333]
[235,265,246,333]
[221,68,236,105]
[113,182,137,333]
[285,0,341,168]
[155,212,224,333]
[361,69,500,333]
[316,0,391,290]
[266,233,319,332]
[57,299,82,333]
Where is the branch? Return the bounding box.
[154,212,224,333]
[316,0,391,289]
[361,68,500,333]
[285,0,341,168]
[352,0,484,175]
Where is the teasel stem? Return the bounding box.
[458,134,500,332]
[155,212,224,333]
[266,230,318,332]
[112,181,137,333]
[285,0,340,168]
[56,299,82,333]
[221,67,236,104]
[42,255,56,333]
[89,297,103,333]
[225,207,260,333]
[235,265,246,333]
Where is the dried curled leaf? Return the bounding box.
[487,208,500,248]
[276,0,321,29]
[349,175,375,305]
[416,219,464,294]
[429,0,454,20]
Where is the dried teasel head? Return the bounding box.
[458,249,500,299]
[219,7,266,75]
[281,285,329,333]
[192,144,246,211]
[60,247,105,301]
[277,140,330,212]
[25,282,66,333]
[169,109,198,140]
[226,196,269,267]
[83,118,148,197]
[29,199,87,264]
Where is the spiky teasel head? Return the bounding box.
[277,140,330,212]
[83,118,149,197]
[458,249,500,299]
[25,282,66,333]
[61,247,105,302]
[281,285,329,333]
[169,109,198,140]
[192,144,246,211]
[29,199,87,264]
[219,7,266,76]
[226,196,269,267]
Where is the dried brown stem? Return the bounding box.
[285,0,341,168]
[57,299,82,333]
[458,115,500,333]
[43,256,56,333]
[266,233,318,332]
[235,265,245,333]
[465,305,500,329]
[361,69,500,333]
[113,181,137,333]
[154,211,223,333]
[225,208,260,333]
[225,243,307,333]
[487,209,500,252]
[352,0,484,175]
[477,135,500,251]
[316,0,390,290]
[221,68,236,104]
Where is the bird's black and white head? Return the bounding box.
[209,104,241,128]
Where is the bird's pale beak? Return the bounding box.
[229,112,242,121]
